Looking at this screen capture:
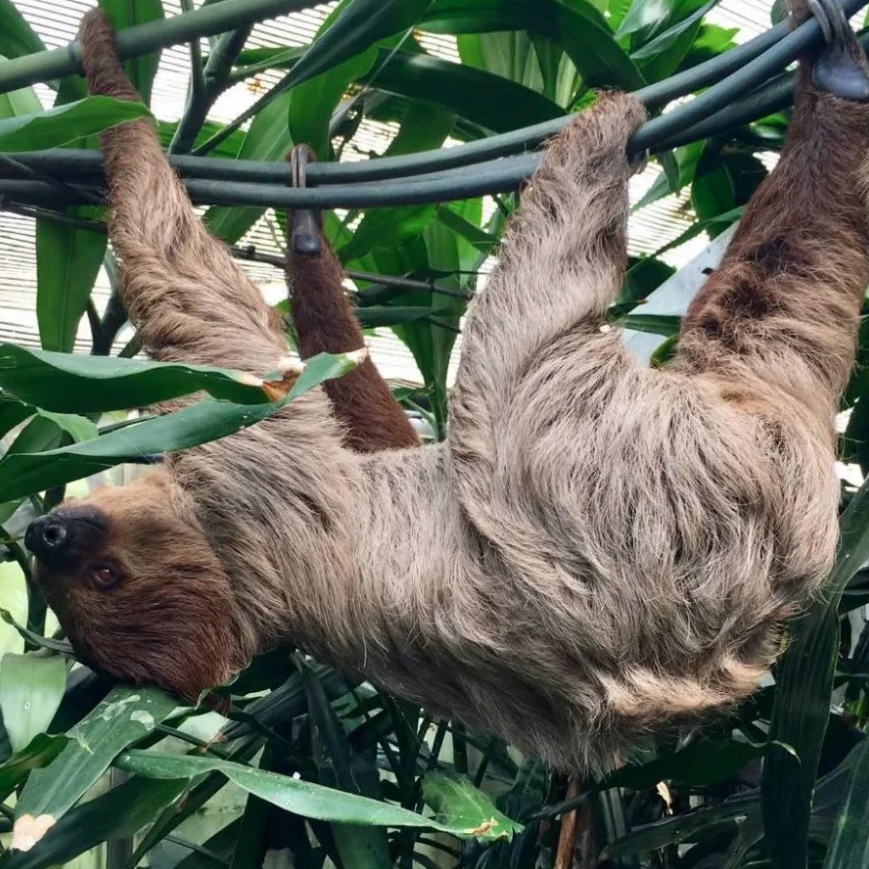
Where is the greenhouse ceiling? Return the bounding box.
[0,0,811,383]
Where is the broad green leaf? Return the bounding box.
[121,739,265,868]
[280,0,433,100]
[632,143,704,213]
[203,90,293,244]
[340,205,438,263]
[762,477,869,869]
[437,205,500,255]
[287,0,382,158]
[0,97,150,152]
[3,415,65,459]
[116,749,516,839]
[99,0,164,106]
[458,31,545,92]
[617,0,675,37]
[5,777,188,869]
[197,0,433,158]
[0,351,360,500]
[12,687,179,852]
[36,216,106,353]
[363,49,564,132]
[0,343,283,412]
[0,653,66,754]
[0,395,34,440]
[614,256,676,310]
[422,771,523,840]
[632,0,719,81]
[298,660,391,868]
[0,81,42,124]
[424,0,645,91]
[0,734,67,799]
[822,738,869,869]
[0,0,45,59]
[31,411,97,443]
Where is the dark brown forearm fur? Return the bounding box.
[287,221,419,451]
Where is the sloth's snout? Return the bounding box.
[25,517,70,562]
[25,508,107,569]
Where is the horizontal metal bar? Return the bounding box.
[0,0,320,95]
[2,0,861,185]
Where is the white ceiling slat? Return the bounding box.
[0,0,773,384]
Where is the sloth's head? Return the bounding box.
[24,473,244,702]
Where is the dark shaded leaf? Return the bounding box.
[762,477,869,869]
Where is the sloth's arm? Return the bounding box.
[288,222,419,451]
[78,10,286,374]
[676,12,869,411]
[449,92,647,472]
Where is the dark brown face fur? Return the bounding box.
[25,473,244,702]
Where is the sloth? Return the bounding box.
[22,4,869,774]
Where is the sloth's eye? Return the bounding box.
[92,565,120,589]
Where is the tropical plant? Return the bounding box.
[0,0,868,867]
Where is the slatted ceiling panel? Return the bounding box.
[0,0,778,385]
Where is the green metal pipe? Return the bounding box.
[0,0,321,95]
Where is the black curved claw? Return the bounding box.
[805,0,869,101]
[289,144,322,257]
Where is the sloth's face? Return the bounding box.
[24,474,242,703]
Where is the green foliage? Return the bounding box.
[1,1,868,868]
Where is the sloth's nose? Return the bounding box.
[25,516,70,562]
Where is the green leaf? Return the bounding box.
[762,476,869,869]
[203,90,293,244]
[822,738,869,869]
[424,0,644,91]
[283,0,433,98]
[5,777,188,869]
[617,313,682,336]
[340,205,438,263]
[437,204,500,255]
[35,216,106,353]
[0,395,34,440]
[0,0,45,60]
[421,771,523,840]
[0,734,67,799]
[0,343,283,412]
[605,793,758,858]
[365,49,565,132]
[602,739,789,790]
[0,653,66,754]
[116,749,517,839]
[0,97,151,152]
[0,351,361,500]
[31,411,97,443]
[356,306,455,328]
[287,0,383,158]
[298,660,391,868]
[99,0,164,106]
[12,687,179,852]
[458,31,545,91]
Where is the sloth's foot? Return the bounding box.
[804,0,869,102]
